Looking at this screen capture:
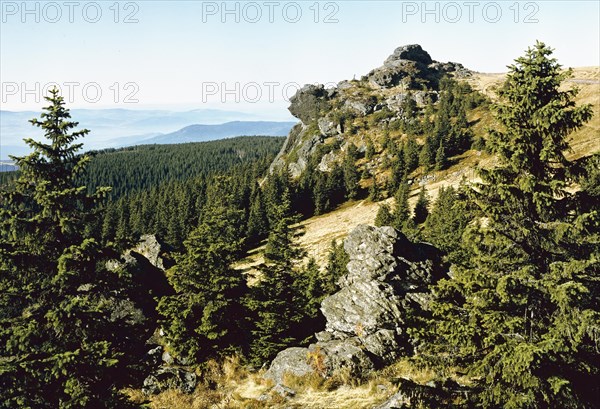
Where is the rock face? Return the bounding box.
[265,225,446,385]
[288,84,331,124]
[365,44,469,89]
[384,44,433,66]
[132,234,166,270]
[268,44,471,178]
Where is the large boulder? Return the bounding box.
[264,347,314,385]
[366,44,470,89]
[288,84,331,124]
[132,234,166,270]
[384,44,433,67]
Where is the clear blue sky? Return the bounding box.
[1,0,598,118]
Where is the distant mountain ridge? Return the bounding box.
[142,121,297,145]
[0,106,296,158]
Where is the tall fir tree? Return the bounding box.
[0,90,147,408]
[157,177,248,363]
[412,186,430,224]
[375,202,394,227]
[343,144,360,200]
[322,240,349,295]
[392,182,411,231]
[247,189,308,365]
[425,42,598,408]
[246,182,269,244]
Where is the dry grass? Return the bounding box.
[124,356,446,409]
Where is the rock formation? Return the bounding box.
[265,225,447,386]
[269,44,471,178]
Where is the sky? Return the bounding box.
[1,0,599,118]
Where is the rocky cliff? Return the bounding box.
[269,44,471,178]
[265,224,447,386]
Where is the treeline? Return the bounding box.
[84,137,285,199]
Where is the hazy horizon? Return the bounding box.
[1,1,598,113]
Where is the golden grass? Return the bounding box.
[126,356,448,409]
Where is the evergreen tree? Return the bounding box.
[412,186,429,224]
[422,185,471,263]
[369,177,381,201]
[322,240,349,295]
[294,258,326,342]
[404,137,420,174]
[392,182,411,231]
[375,202,394,227]
[247,190,308,365]
[0,90,145,408]
[246,182,269,244]
[157,178,248,363]
[343,144,360,200]
[365,138,375,160]
[419,136,435,171]
[426,42,598,408]
[390,149,407,192]
[435,141,448,170]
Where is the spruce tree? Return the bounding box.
[0,89,145,408]
[343,144,360,200]
[247,190,307,365]
[246,182,269,244]
[412,186,429,224]
[435,141,448,170]
[375,202,394,227]
[369,177,381,201]
[392,182,411,231]
[322,240,349,295]
[157,177,248,363]
[426,42,598,408]
[422,185,471,263]
[404,137,420,173]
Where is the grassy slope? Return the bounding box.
[236,67,599,270]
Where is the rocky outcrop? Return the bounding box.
[132,234,166,270]
[288,84,332,124]
[365,44,470,89]
[264,225,446,386]
[269,44,472,178]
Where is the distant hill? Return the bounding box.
[140,121,297,145]
[0,161,18,172]
[0,108,295,158]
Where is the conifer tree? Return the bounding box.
[246,182,269,244]
[404,137,420,174]
[375,202,394,227]
[426,42,598,408]
[247,189,308,365]
[322,240,349,295]
[0,89,145,408]
[412,186,429,224]
[369,177,381,201]
[392,182,411,231]
[422,185,471,263]
[365,138,375,160]
[435,141,448,170]
[343,144,360,199]
[157,177,248,363]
